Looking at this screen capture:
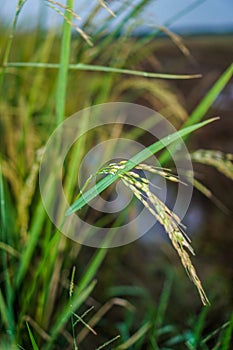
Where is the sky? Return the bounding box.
[1,0,233,34]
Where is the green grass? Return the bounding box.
[0,1,233,349]
[26,322,39,350]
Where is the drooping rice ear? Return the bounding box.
[191,149,233,180]
[116,165,209,305]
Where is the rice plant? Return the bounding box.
[191,149,233,181]
[0,0,233,349]
[72,160,209,306]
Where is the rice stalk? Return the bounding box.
[96,161,209,305]
[191,149,233,180]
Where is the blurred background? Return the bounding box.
[0,1,233,349]
[1,0,233,33]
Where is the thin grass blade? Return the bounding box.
[26,322,39,350]
[184,63,233,127]
[44,280,96,350]
[221,313,233,350]
[5,62,201,80]
[55,0,74,125]
[159,63,233,165]
[116,322,151,349]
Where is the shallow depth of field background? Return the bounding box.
[0,1,233,349]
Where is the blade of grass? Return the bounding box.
[26,322,39,350]
[0,164,15,339]
[16,201,46,287]
[77,298,133,344]
[5,62,202,80]
[154,272,173,328]
[0,289,9,329]
[72,311,97,336]
[56,0,74,125]
[66,117,218,215]
[116,322,151,349]
[69,267,78,350]
[193,307,209,349]
[0,0,27,89]
[221,313,233,350]
[18,230,60,327]
[0,242,20,258]
[166,332,190,348]
[184,63,233,128]
[64,105,90,201]
[23,29,56,123]
[73,207,131,296]
[44,280,97,350]
[193,178,229,214]
[186,307,209,349]
[201,320,231,345]
[75,248,107,295]
[159,63,233,165]
[96,335,121,349]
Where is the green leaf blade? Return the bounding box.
[66,117,218,215]
[26,322,39,350]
